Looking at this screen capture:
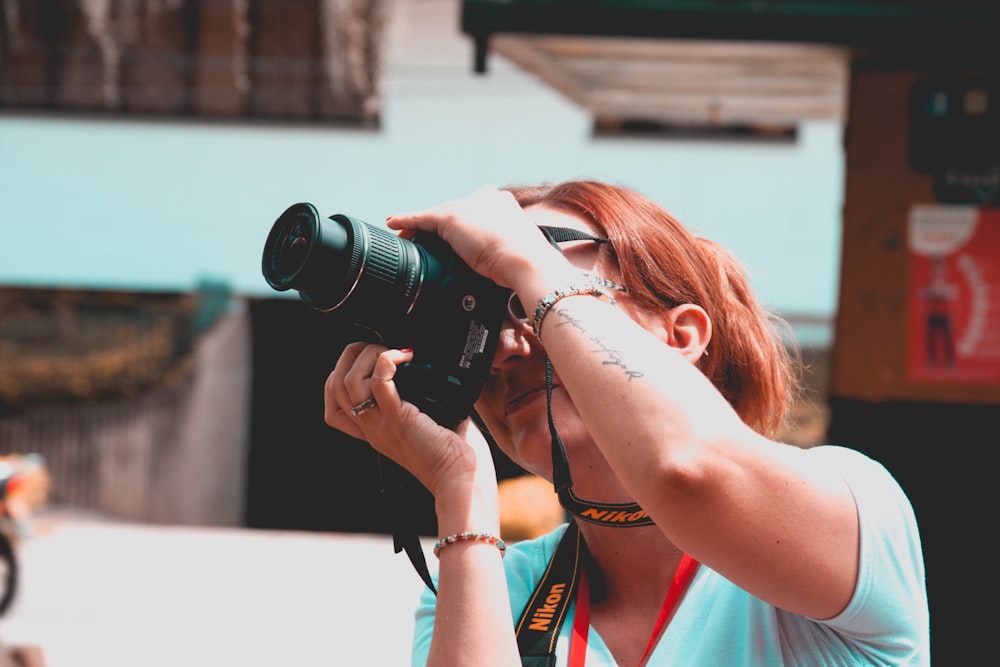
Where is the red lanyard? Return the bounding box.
[568,553,699,667]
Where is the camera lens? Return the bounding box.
[262,203,436,342]
[263,203,348,292]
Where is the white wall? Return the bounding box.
[0,0,843,335]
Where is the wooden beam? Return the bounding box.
[492,35,848,124]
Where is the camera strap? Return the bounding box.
[378,454,438,594]
[514,519,586,666]
[533,226,653,528]
[544,357,654,528]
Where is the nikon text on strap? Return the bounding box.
[514,520,586,667]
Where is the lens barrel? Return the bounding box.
[262,203,438,342]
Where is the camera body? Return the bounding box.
[262,203,509,428]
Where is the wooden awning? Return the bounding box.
[461,1,1000,127]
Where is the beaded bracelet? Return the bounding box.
[433,531,507,558]
[531,273,623,343]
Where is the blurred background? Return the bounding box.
[1,1,998,664]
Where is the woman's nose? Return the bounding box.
[490,319,535,373]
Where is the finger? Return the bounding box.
[323,369,366,439]
[385,186,500,234]
[343,343,388,404]
[337,347,413,429]
[331,341,367,381]
[324,342,380,436]
[368,347,414,411]
[327,342,365,405]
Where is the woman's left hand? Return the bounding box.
[386,185,571,293]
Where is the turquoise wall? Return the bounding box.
[0,5,844,346]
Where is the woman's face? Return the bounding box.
[473,205,614,481]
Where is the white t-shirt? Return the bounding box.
[413,445,929,666]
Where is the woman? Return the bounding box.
[324,181,928,665]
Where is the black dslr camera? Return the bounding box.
[261,203,510,429]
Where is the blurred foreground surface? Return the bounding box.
[0,507,430,666]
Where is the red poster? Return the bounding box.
[907,205,1000,383]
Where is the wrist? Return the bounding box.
[531,273,624,343]
[433,531,506,559]
[434,477,501,538]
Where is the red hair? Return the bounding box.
[505,180,799,437]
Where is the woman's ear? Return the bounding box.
[626,302,711,363]
[664,304,712,363]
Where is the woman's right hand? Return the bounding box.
[323,341,495,503]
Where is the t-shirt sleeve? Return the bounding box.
[411,580,437,666]
[814,445,930,661]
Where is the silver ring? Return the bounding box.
[350,395,378,417]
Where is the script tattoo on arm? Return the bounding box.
[553,308,645,381]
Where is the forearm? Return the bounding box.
[536,293,742,501]
[427,541,519,667]
[534,293,859,618]
[425,442,520,666]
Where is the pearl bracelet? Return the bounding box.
[433,531,507,558]
[531,273,623,343]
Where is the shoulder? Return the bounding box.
[806,445,907,502]
[805,445,916,523]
